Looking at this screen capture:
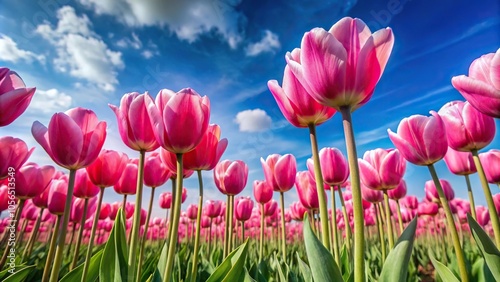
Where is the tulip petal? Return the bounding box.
[48,112,84,168]
[31,121,53,159]
[358,159,381,190]
[452,75,500,118]
[491,49,500,89]
[0,88,36,126]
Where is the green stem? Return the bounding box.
[464,175,477,220]
[279,192,287,261]
[330,187,340,265]
[471,150,500,247]
[0,199,25,269]
[395,200,404,235]
[383,192,395,249]
[224,195,230,258]
[428,164,469,282]
[228,195,234,254]
[308,124,331,250]
[208,218,212,255]
[15,219,28,249]
[190,170,204,282]
[71,197,89,270]
[166,179,175,246]
[163,153,184,282]
[375,203,386,264]
[337,183,352,258]
[66,223,76,257]
[259,204,265,261]
[49,168,77,282]
[23,207,44,261]
[82,187,105,282]
[137,187,156,282]
[42,215,61,282]
[128,150,146,281]
[308,210,317,234]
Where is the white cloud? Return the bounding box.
[29,88,73,113]
[0,34,45,64]
[78,0,244,48]
[116,32,142,49]
[245,30,280,56]
[36,6,124,92]
[234,109,272,132]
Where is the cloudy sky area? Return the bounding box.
[1,0,499,218]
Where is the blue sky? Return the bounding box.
[1,0,499,218]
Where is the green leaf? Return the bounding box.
[295,252,312,282]
[2,265,35,282]
[60,249,103,282]
[467,213,500,281]
[100,208,129,282]
[472,257,495,282]
[206,240,249,282]
[152,242,168,282]
[429,251,460,282]
[379,216,418,281]
[302,214,343,282]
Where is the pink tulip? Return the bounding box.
[358,148,406,190]
[286,17,394,111]
[183,124,228,170]
[400,195,418,210]
[146,88,210,154]
[417,202,439,216]
[144,152,171,187]
[235,197,254,221]
[295,171,325,210]
[479,150,500,184]
[204,200,222,218]
[109,92,159,151]
[186,204,198,220]
[70,197,97,223]
[388,112,448,166]
[31,107,107,170]
[0,136,34,179]
[451,49,500,118]
[493,194,500,214]
[99,202,111,220]
[361,184,383,203]
[268,49,336,127]
[438,101,495,151]
[86,149,129,188]
[74,170,100,199]
[253,180,273,204]
[15,162,55,200]
[307,147,349,187]
[48,178,70,215]
[0,68,36,126]
[261,154,297,192]
[425,179,455,203]
[263,199,278,217]
[387,180,407,200]
[0,185,8,212]
[159,192,172,209]
[214,160,248,196]
[113,160,138,195]
[476,206,490,226]
[290,201,308,221]
[159,148,194,178]
[181,187,188,204]
[443,147,477,175]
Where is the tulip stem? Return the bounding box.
[383,191,395,249]
[190,170,204,282]
[427,164,469,282]
[0,198,25,269]
[308,124,331,250]
[23,207,44,261]
[228,195,234,254]
[259,204,265,261]
[128,150,146,281]
[163,153,184,282]
[337,187,352,256]
[395,200,404,235]
[471,150,500,247]
[166,179,175,246]
[49,169,76,282]
[330,186,340,265]
[71,197,89,270]
[137,187,156,282]
[339,107,364,282]
[42,215,61,282]
[279,192,287,261]
[464,175,477,220]
[374,203,386,263]
[224,195,230,258]
[82,186,105,282]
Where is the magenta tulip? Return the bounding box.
[451,49,500,118]
[214,160,249,196]
[438,101,495,151]
[425,179,455,203]
[401,195,418,210]
[479,150,500,184]
[144,152,171,188]
[261,154,297,193]
[387,180,407,200]
[235,197,254,221]
[15,163,55,200]
[253,180,273,204]
[186,204,198,221]
[0,136,34,179]
[74,170,99,199]
[417,202,439,216]
[358,148,406,190]
[183,124,228,170]
[114,160,138,195]
[361,184,383,203]
[159,192,172,209]
[0,185,8,212]
[388,112,448,166]
[285,17,394,111]
[86,149,129,188]
[203,200,222,218]
[443,147,476,175]
[0,68,36,126]
[307,147,349,186]
[32,107,107,170]
[295,171,326,210]
[290,201,308,221]
[48,178,70,215]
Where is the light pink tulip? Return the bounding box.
[425,179,455,203]
[479,150,500,184]
[443,147,476,175]
[358,148,406,190]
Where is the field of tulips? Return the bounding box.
[1,15,500,282]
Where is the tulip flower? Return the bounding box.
[203,200,221,253]
[0,68,36,126]
[295,171,325,210]
[235,197,254,241]
[0,136,34,180]
[253,180,273,260]
[479,150,500,185]
[451,48,500,118]
[389,111,468,281]
[387,180,408,234]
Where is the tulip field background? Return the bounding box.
[1,0,500,281]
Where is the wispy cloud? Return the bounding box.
[385,85,454,112]
[356,120,400,146]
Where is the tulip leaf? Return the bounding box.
[60,249,103,282]
[2,265,35,282]
[152,241,168,282]
[467,213,500,280]
[302,213,343,282]
[429,251,460,282]
[472,257,495,282]
[379,216,418,281]
[100,208,128,282]
[296,252,312,282]
[206,240,249,282]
